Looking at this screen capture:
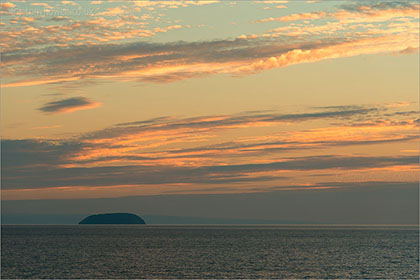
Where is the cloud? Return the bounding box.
[82,105,379,142]
[258,1,419,23]
[30,3,53,9]
[0,14,155,54]
[2,103,418,194]
[48,16,71,22]
[255,2,419,41]
[3,31,418,88]
[38,97,101,114]
[61,1,78,6]
[256,1,288,3]
[0,2,15,11]
[1,145,418,190]
[397,46,419,54]
[235,35,418,74]
[167,24,182,30]
[258,11,326,23]
[97,7,125,16]
[133,1,219,8]
[1,1,417,87]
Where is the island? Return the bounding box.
[78,213,146,224]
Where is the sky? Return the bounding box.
[1,0,419,224]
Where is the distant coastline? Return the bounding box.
[3,213,419,226]
[78,213,146,224]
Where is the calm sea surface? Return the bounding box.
[1,225,419,279]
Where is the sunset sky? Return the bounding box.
[1,0,419,224]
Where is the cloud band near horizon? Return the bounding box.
[1,103,418,199]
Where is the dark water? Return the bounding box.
[1,225,419,279]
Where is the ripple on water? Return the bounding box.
[1,225,419,279]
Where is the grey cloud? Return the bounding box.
[85,106,378,141]
[165,134,418,156]
[1,153,417,189]
[2,1,418,87]
[38,96,99,114]
[36,132,416,167]
[2,37,345,85]
[116,116,174,127]
[341,1,419,12]
[2,105,417,190]
[1,139,84,168]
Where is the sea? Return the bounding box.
[1,225,419,279]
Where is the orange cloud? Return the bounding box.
[3,29,417,88]
[3,102,418,199]
[98,7,125,16]
[1,2,418,87]
[0,2,15,10]
[235,35,419,75]
[258,3,419,23]
[259,11,326,22]
[49,104,417,169]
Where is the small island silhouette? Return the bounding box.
[78,213,146,224]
